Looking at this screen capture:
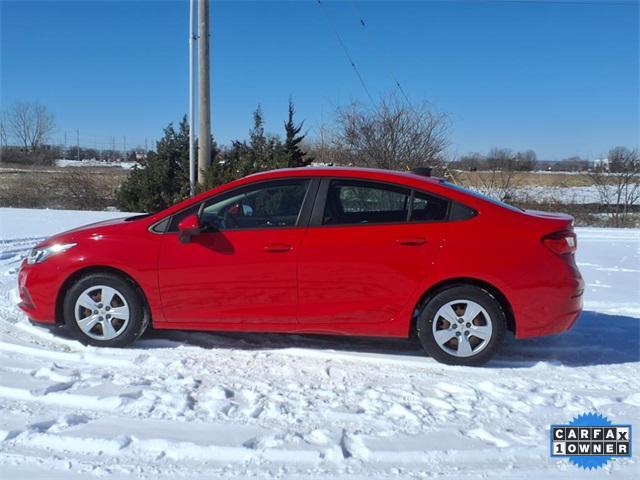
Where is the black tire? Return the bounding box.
[416,285,506,366]
[63,272,148,347]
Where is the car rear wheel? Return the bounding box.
[63,273,148,347]
[416,285,506,366]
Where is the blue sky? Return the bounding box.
[1,0,638,159]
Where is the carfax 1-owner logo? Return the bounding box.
[551,412,632,470]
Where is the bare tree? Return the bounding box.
[331,94,450,175]
[453,148,536,172]
[454,152,484,171]
[557,156,590,172]
[514,149,537,171]
[467,169,521,203]
[0,113,7,148]
[6,101,56,151]
[589,147,640,227]
[464,148,522,202]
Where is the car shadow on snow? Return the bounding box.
[136,310,639,368]
[496,310,639,367]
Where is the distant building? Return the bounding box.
[593,158,609,170]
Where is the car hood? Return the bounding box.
[35,214,149,248]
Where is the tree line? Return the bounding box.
[116,100,317,212]
[116,93,450,212]
[450,149,633,173]
[2,98,637,227]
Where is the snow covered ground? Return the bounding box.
[56,159,138,169]
[0,208,638,479]
[470,185,639,205]
[515,185,639,205]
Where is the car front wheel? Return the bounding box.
[416,285,506,366]
[63,273,148,347]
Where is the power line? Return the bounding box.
[316,0,375,105]
[504,1,636,5]
[441,0,636,5]
[349,1,410,103]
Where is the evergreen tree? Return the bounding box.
[202,140,251,190]
[117,117,191,212]
[283,99,313,168]
[249,105,269,169]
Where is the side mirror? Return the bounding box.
[178,214,201,243]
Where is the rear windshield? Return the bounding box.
[440,181,523,213]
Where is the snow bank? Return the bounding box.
[0,208,133,240]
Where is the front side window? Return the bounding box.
[168,203,201,232]
[200,180,310,230]
[323,180,411,225]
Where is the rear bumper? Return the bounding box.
[515,294,583,338]
[513,263,584,339]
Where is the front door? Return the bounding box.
[158,179,312,326]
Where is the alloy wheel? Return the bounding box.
[74,285,130,340]
[431,299,493,357]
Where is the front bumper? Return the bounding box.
[18,259,60,324]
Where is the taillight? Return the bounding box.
[542,231,577,255]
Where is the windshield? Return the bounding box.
[440,181,523,212]
[124,213,152,222]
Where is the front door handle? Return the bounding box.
[395,238,426,246]
[264,243,293,253]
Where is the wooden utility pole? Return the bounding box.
[197,0,211,185]
[188,0,197,195]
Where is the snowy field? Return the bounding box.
[515,185,640,205]
[470,185,639,205]
[55,159,138,169]
[0,208,638,479]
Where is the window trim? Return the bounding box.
[151,178,319,234]
[309,177,453,228]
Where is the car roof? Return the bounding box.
[153,165,486,221]
[244,166,443,185]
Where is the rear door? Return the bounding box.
[297,178,449,332]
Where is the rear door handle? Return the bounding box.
[264,243,293,253]
[395,238,426,246]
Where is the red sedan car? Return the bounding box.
[18,167,583,365]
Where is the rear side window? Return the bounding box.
[410,190,449,222]
[449,201,477,221]
[323,180,410,225]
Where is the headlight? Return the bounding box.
[27,243,77,264]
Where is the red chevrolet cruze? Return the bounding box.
[18,167,583,365]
